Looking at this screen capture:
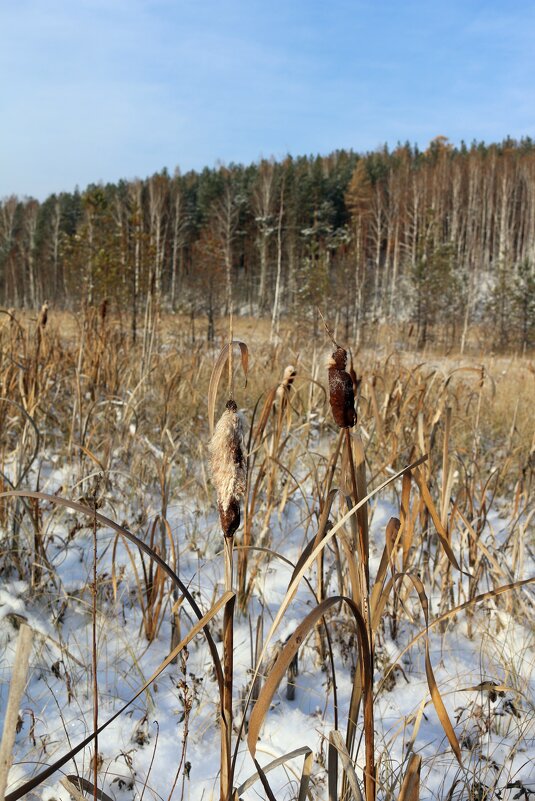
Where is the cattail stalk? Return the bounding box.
[327,345,376,801]
[209,399,245,800]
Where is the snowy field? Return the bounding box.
[0,322,533,801]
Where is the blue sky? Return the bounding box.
[2,0,535,199]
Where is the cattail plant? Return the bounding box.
[210,399,245,801]
[207,340,248,801]
[327,341,376,801]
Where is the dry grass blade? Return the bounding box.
[411,467,465,574]
[370,517,401,632]
[61,776,114,801]
[247,595,369,758]
[378,576,535,695]
[375,572,463,765]
[252,385,278,442]
[240,455,427,749]
[208,341,249,435]
[297,748,314,801]
[60,777,91,801]
[0,490,224,694]
[236,746,312,795]
[288,488,339,586]
[5,592,233,801]
[329,730,364,801]
[398,754,421,801]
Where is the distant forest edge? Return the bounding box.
[2,136,534,351]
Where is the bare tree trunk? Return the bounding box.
[270,181,285,341]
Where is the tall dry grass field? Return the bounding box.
[0,308,533,801]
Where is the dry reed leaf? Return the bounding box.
[62,776,114,801]
[240,455,428,737]
[236,746,312,796]
[398,754,421,801]
[370,517,401,631]
[75,443,106,472]
[247,595,369,759]
[379,576,535,698]
[424,641,462,765]
[4,592,233,801]
[253,386,278,442]
[297,748,314,801]
[411,467,465,573]
[60,777,90,801]
[401,471,414,568]
[343,660,364,798]
[208,341,248,435]
[459,682,511,694]
[329,730,364,801]
[405,700,426,756]
[376,572,463,765]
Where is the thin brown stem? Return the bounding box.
[221,536,235,801]
[92,501,98,801]
[344,427,375,801]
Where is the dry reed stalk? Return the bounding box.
[237,363,296,610]
[0,623,33,801]
[326,343,375,801]
[91,497,99,801]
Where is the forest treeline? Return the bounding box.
[1,136,534,350]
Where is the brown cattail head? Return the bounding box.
[38,301,49,329]
[209,399,246,537]
[218,498,241,539]
[100,297,108,323]
[328,347,356,428]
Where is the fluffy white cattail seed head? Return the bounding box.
[209,400,246,536]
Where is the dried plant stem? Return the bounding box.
[228,316,234,400]
[324,428,345,499]
[221,536,235,801]
[345,428,368,590]
[92,504,99,801]
[0,624,33,801]
[344,427,375,801]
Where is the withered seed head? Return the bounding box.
[276,364,297,401]
[218,499,241,539]
[328,347,356,428]
[209,399,246,537]
[331,347,347,370]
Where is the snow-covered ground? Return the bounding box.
[1,444,534,801]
